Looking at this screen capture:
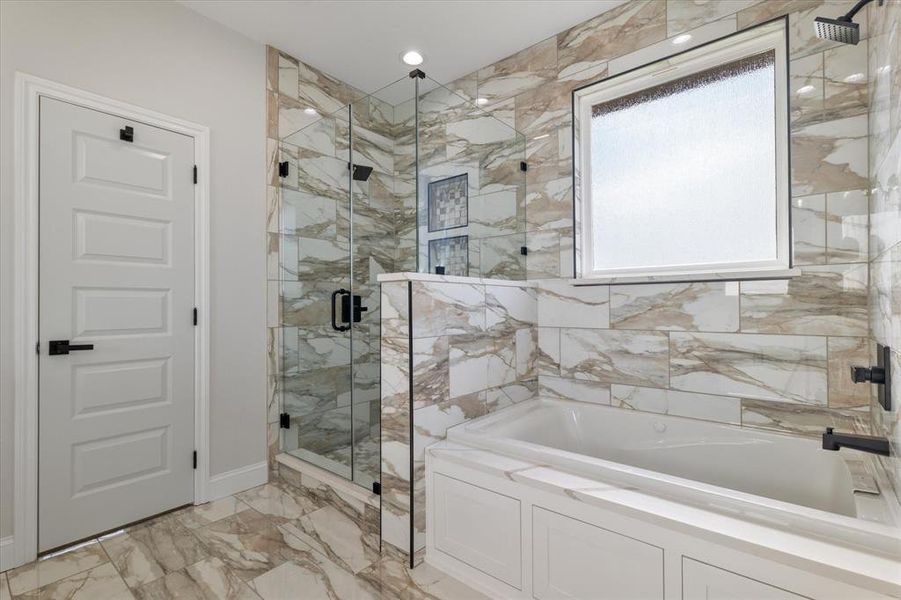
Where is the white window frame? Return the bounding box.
[573,20,791,284]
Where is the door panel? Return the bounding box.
[39,97,195,551]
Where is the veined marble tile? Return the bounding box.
[870,243,901,350]
[358,557,488,600]
[381,281,410,339]
[476,36,557,106]
[480,234,527,280]
[249,554,379,600]
[610,282,739,332]
[18,563,131,600]
[448,334,491,398]
[537,279,609,328]
[100,518,209,589]
[827,336,871,408]
[824,42,869,120]
[279,97,328,143]
[487,380,538,412]
[539,375,610,405]
[742,399,868,437]
[266,46,279,92]
[870,135,901,258]
[412,336,449,410]
[192,509,313,582]
[277,53,299,100]
[470,189,522,239]
[537,326,561,376]
[792,194,827,265]
[670,332,827,405]
[133,557,257,600]
[282,190,337,239]
[666,0,759,36]
[556,0,666,79]
[740,264,868,336]
[559,328,669,387]
[295,153,349,202]
[173,496,251,531]
[486,284,537,334]
[297,237,349,283]
[413,393,488,462]
[611,385,741,425]
[411,281,485,338]
[527,230,562,279]
[297,60,360,116]
[791,52,824,127]
[281,505,379,575]
[525,175,574,233]
[791,114,868,196]
[607,16,737,77]
[7,540,108,595]
[826,189,868,263]
[516,327,538,379]
[236,484,320,524]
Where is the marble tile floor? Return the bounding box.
[0,479,486,600]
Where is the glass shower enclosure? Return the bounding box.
[277,72,526,489]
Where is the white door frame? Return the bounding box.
[11,72,211,568]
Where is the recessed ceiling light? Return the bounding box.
[402,50,424,66]
[476,97,488,105]
[672,34,692,45]
[303,108,318,116]
[796,84,816,95]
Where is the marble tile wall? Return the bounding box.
[267,46,401,488]
[379,275,537,562]
[867,1,901,502]
[446,1,879,443]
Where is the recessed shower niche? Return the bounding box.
[276,72,526,489]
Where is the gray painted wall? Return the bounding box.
[0,0,268,538]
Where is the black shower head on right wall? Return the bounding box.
[814,0,884,45]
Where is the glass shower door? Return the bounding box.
[279,106,355,480]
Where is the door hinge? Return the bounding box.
[193,307,198,326]
[520,161,528,172]
[193,165,198,184]
[279,412,290,429]
[372,481,381,495]
[193,451,197,469]
[35,342,40,355]
[278,161,290,178]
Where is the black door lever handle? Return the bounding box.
[48,340,95,355]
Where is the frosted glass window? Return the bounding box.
[575,21,789,280]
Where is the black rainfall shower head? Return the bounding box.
[814,16,860,45]
[350,163,373,182]
[814,0,883,45]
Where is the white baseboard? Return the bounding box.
[1,535,15,572]
[206,461,267,502]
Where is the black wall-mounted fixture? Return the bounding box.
[520,161,528,172]
[814,0,883,45]
[849,344,892,411]
[119,125,134,142]
[520,246,528,256]
[434,266,446,275]
[350,163,373,182]
[278,161,290,178]
[822,427,890,456]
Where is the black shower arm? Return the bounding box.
[841,0,882,21]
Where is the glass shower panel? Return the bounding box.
[279,105,354,480]
[416,77,527,279]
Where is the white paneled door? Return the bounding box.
[38,98,196,552]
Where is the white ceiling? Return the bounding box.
[178,0,629,94]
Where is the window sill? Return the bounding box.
[572,267,801,286]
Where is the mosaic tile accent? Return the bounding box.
[428,235,469,277]
[428,174,469,232]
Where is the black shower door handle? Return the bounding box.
[331,289,351,332]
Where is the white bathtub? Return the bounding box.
[446,397,901,558]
